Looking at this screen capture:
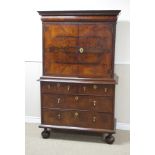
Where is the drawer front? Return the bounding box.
[79,96,113,113]
[78,84,114,96]
[42,109,89,127]
[42,94,113,113]
[41,82,77,94]
[42,109,113,129]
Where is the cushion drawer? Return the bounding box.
[78,84,114,96]
[42,109,114,129]
[42,94,113,113]
[41,82,77,94]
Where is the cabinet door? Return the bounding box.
[43,23,78,76]
[78,23,113,78]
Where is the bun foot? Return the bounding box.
[41,128,50,139]
[105,134,115,144]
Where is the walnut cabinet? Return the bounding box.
[38,10,120,144]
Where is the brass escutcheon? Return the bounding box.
[74,112,79,118]
[75,96,79,101]
[93,85,97,90]
[79,48,84,53]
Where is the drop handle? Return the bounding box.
[104,88,108,93]
[47,84,51,89]
[57,114,61,120]
[79,48,84,53]
[93,100,96,107]
[57,98,61,104]
[83,86,86,92]
[57,83,60,88]
[67,85,70,91]
[93,116,96,123]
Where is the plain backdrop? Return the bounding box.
[5,1,155,155]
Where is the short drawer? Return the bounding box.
[42,94,113,113]
[42,109,114,129]
[41,82,77,94]
[78,84,114,96]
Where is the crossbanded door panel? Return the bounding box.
[78,23,113,78]
[43,23,78,76]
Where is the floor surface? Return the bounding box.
[25,123,130,155]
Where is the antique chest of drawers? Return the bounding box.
[38,10,120,144]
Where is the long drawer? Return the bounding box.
[42,94,113,113]
[41,82,114,96]
[42,109,114,130]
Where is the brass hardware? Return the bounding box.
[79,48,84,53]
[57,98,61,104]
[93,116,96,122]
[83,86,86,92]
[57,114,61,119]
[93,85,98,90]
[93,100,96,107]
[75,96,79,101]
[104,88,108,93]
[74,112,79,118]
[47,84,50,89]
[67,85,70,91]
[57,83,60,88]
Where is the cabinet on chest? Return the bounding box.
[38,10,120,144]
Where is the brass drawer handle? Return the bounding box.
[93,100,96,107]
[57,113,61,120]
[67,85,70,91]
[93,85,97,90]
[75,96,79,101]
[104,88,108,93]
[83,86,86,92]
[79,48,84,53]
[47,84,51,89]
[57,83,60,88]
[57,98,61,104]
[74,112,79,118]
[93,116,96,123]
